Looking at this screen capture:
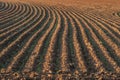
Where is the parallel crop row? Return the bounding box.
[0,1,120,79]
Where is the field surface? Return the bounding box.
[0,0,120,79]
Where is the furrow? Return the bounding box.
[0,3,31,23]
[0,2,18,20]
[0,2,13,18]
[0,5,38,44]
[66,11,88,73]
[86,16,120,46]
[0,5,42,69]
[0,4,25,32]
[0,5,32,41]
[88,11,120,27]
[7,6,49,71]
[6,7,51,72]
[22,7,56,73]
[0,5,37,51]
[0,2,15,20]
[69,11,106,73]
[0,2,5,10]
[0,3,24,25]
[74,13,120,66]
[69,8,120,43]
[71,11,120,72]
[81,14,120,57]
[84,13,120,39]
[58,10,69,72]
[32,7,58,73]
[0,2,10,12]
[42,8,61,74]
[0,4,28,33]
[77,13,120,47]
[61,11,78,74]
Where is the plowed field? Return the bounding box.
[0,0,120,79]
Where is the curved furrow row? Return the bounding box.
[0,3,22,22]
[77,8,120,26]
[0,1,120,78]
[0,3,20,25]
[75,12,120,62]
[83,15,120,45]
[82,11,120,34]
[0,5,38,50]
[79,14,120,48]
[70,11,120,72]
[61,9,97,73]
[0,4,42,69]
[81,16,120,72]
[47,8,64,75]
[0,3,42,46]
[0,2,10,12]
[0,4,25,30]
[84,12,120,33]
[2,5,46,71]
[0,3,24,25]
[58,10,70,73]
[0,5,40,43]
[0,6,14,20]
[79,14,120,57]
[5,6,47,71]
[0,4,27,30]
[81,10,120,30]
[71,10,120,65]
[0,3,33,23]
[68,9,120,51]
[0,4,27,33]
[41,7,61,74]
[22,6,55,73]
[80,15,120,43]
[32,7,59,73]
[0,2,13,17]
[6,6,51,72]
[72,9,120,40]
[0,2,17,19]
[68,12,107,73]
[89,11,120,26]
[60,10,85,74]
[1,5,42,49]
[60,10,78,74]
[0,4,31,35]
[64,11,88,73]
[0,2,5,9]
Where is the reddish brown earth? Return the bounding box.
[1,0,120,7]
[0,0,120,79]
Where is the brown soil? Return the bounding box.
[0,0,120,79]
[1,0,120,8]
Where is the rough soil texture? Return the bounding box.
[1,0,120,8]
[0,0,120,79]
